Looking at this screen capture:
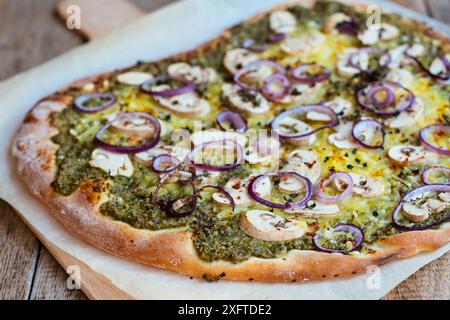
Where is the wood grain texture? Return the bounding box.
[0,0,449,300]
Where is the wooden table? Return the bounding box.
[0,0,448,300]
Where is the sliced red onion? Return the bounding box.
[189,140,243,171]
[152,154,181,173]
[95,112,161,154]
[234,60,286,91]
[261,73,291,101]
[168,195,197,218]
[422,166,450,185]
[140,76,196,97]
[419,124,450,155]
[336,20,359,35]
[291,64,331,85]
[312,224,364,253]
[315,172,354,203]
[392,184,450,231]
[356,80,415,116]
[408,55,450,81]
[248,172,313,209]
[348,47,391,72]
[243,39,268,52]
[74,93,116,114]
[352,119,385,149]
[268,33,287,43]
[197,185,236,211]
[216,111,247,133]
[270,104,338,139]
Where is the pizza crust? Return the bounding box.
[12,0,450,282]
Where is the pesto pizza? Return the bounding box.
[12,0,450,282]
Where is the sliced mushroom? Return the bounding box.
[223,48,259,75]
[280,34,325,55]
[422,198,448,214]
[337,48,364,77]
[212,192,232,206]
[429,57,448,78]
[222,83,270,115]
[134,144,189,166]
[385,68,414,86]
[225,176,271,207]
[110,113,157,137]
[270,10,297,34]
[89,149,133,177]
[388,145,439,165]
[323,12,352,34]
[153,85,211,118]
[285,200,340,216]
[438,192,450,203]
[245,136,280,165]
[281,149,321,184]
[328,133,358,149]
[306,110,333,122]
[239,210,307,241]
[190,129,247,148]
[168,62,216,84]
[275,116,317,147]
[402,203,430,223]
[323,98,353,117]
[195,169,221,187]
[406,43,425,58]
[117,71,153,85]
[334,173,384,197]
[358,23,399,45]
[279,83,320,104]
[385,98,424,128]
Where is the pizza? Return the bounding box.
[12,0,450,283]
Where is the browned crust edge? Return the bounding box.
[11,0,450,283]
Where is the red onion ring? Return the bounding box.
[197,185,236,212]
[392,184,450,231]
[189,140,243,171]
[169,195,197,218]
[268,33,287,43]
[348,47,391,72]
[419,124,450,155]
[216,111,247,133]
[261,73,291,101]
[152,154,181,173]
[95,112,161,154]
[315,172,354,203]
[352,119,385,149]
[248,172,313,209]
[270,104,338,139]
[312,224,364,253]
[74,93,117,114]
[243,39,268,52]
[422,166,450,185]
[368,86,395,108]
[336,20,359,35]
[356,80,415,116]
[408,55,450,81]
[291,64,331,85]
[233,60,286,91]
[140,76,196,97]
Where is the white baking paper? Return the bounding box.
[0,0,449,300]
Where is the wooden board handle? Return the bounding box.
[57,0,144,40]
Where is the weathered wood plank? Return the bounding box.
[425,0,450,23]
[0,201,39,299]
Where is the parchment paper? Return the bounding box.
[0,0,449,300]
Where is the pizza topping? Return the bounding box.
[315,172,354,203]
[74,93,117,114]
[89,148,133,177]
[223,48,260,75]
[190,129,246,148]
[271,104,338,140]
[356,80,415,116]
[385,68,414,88]
[410,54,450,81]
[225,176,271,207]
[95,112,161,154]
[352,119,385,149]
[134,144,189,166]
[358,23,399,45]
[281,149,321,184]
[248,172,313,209]
[323,12,354,34]
[245,135,280,164]
[189,140,243,171]
[216,111,247,133]
[328,133,358,149]
[269,10,297,34]
[222,83,270,115]
[285,200,340,216]
[152,154,182,173]
[422,166,450,185]
[312,224,364,253]
[234,60,286,91]
[141,76,196,97]
[291,63,331,85]
[261,73,291,102]
[334,173,384,197]
[393,184,450,230]
[167,62,216,84]
[385,98,424,128]
[280,34,325,55]
[197,185,235,210]
[239,210,307,241]
[337,47,389,77]
[419,124,450,156]
[117,71,153,85]
[110,112,158,138]
[242,38,269,53]
[323,98,353,117]
[388,145,438,165]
